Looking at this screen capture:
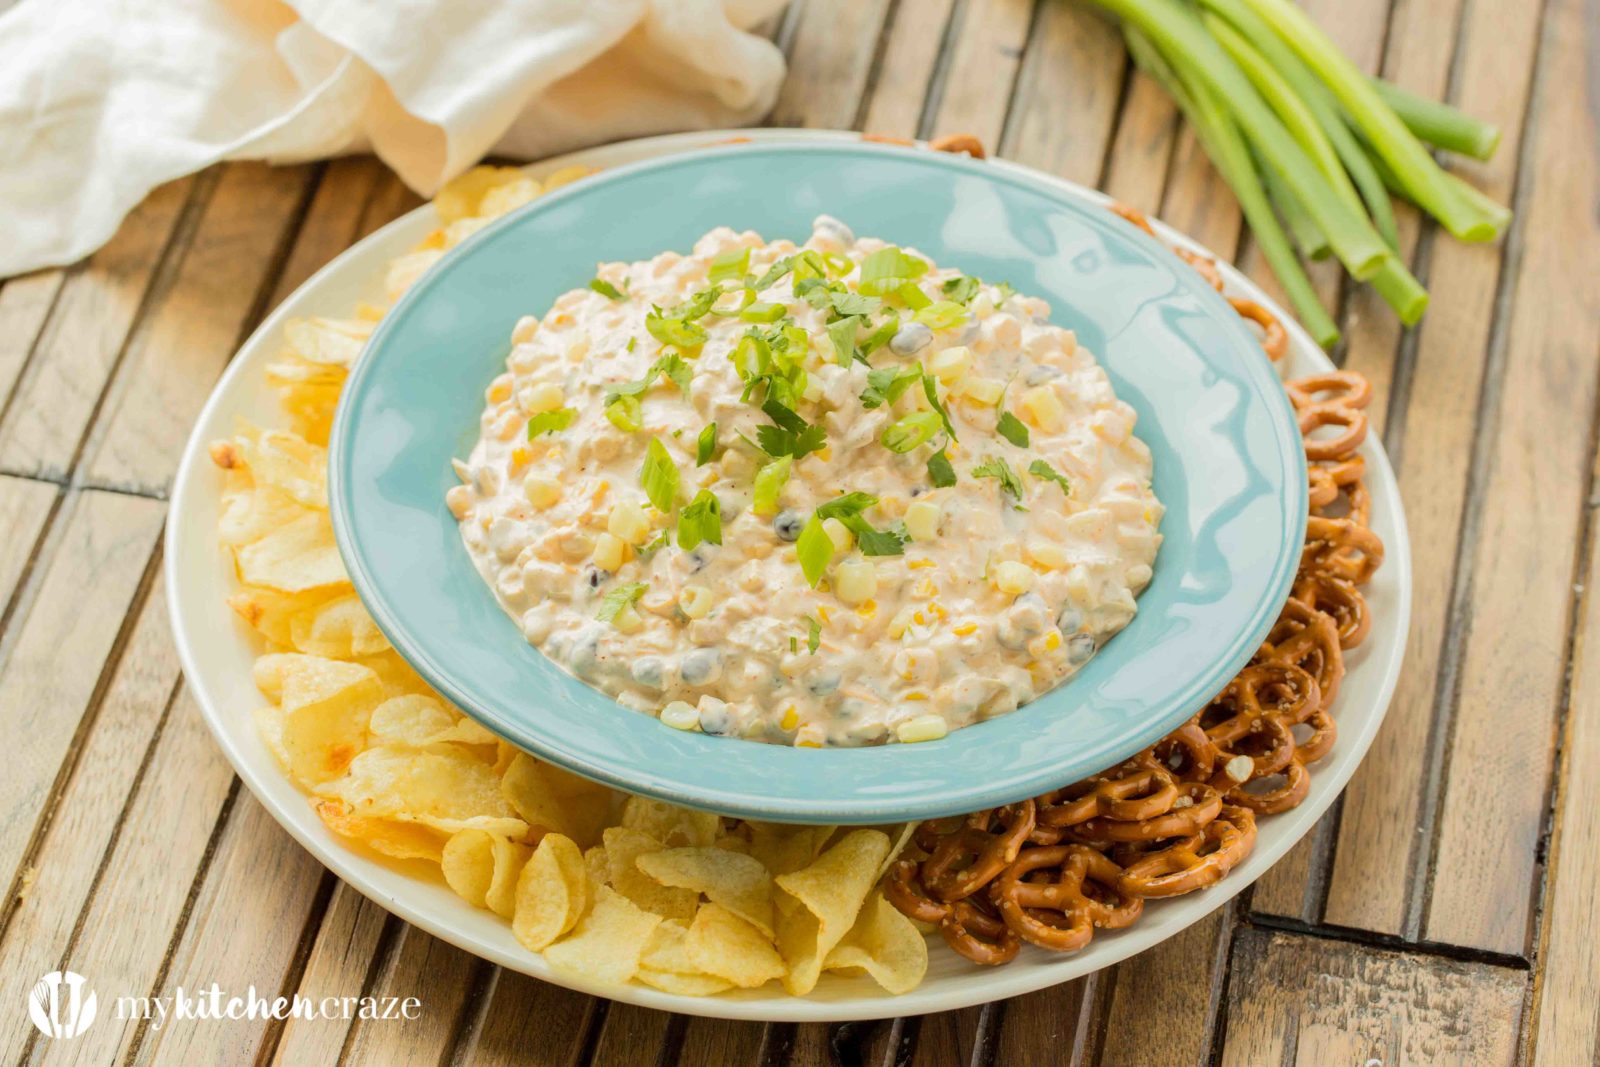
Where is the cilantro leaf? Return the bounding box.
[596,582,647,622]
[1028,459,1072,497]
[827,316,861,365]
[928,448,957,488]
[815,493,906,557]
[756,422,826,459]
[527,408,577,438]
[590,278,625,300]
[860,364,922,409]
[676,490,723,550]
[640,438,680,512]
[973,456,1025,501]
[922,372,958,441]
[855,523,908,556]
[996,410,1031,448]
[942,276,981,304]
[815,493,880,521]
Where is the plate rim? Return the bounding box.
[166,127,1412,1022]
[325,139,1310,823]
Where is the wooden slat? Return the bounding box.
[908,1005,987,1067]
[1000,1,1127,184]
[40,687,236,1067]
[457,969,600,1067]
[923,0,1036,142]
[0,490,164,884]
[1218,929,1525,1065]
[341,927,486,1066]
[1097,910,1231,1066]
[678,1016,767,1065]
[80,163,313,496]
[0,475,57,622]
[858,0,958,138]
[768,0,894,130]
[1099,72,1178,211]
[266,158,386,309]
[1319,0,1543,939]
[1423,0,1600,954]
[270,885,392,1066]
[131,796,327,1065]
[588,1004,678,1067]
[990,977,1095,1065]
[0,179,194,482]
[0,572,178,1057]
[0,270,66,413]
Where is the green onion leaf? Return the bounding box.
[709,287,757,317]
[858,246,930,297]
[696,422,718,466]
[973,456,1025,501]
[589,278,625,300]
[640,438,680,512]
[752,256,795,291]
[928,448,957,488]
[596,582,647,622]
[860,364,922,409]
[708,247,750,284]
[796,515,833,587]
[914,300,969,331]
[896,282,932,310]
[646,312,707,349]
[1028,459,1072,497]
[752,456,793,516]
[996,411,1031,448]
[942,276,981,304]
[676,490,723,550]
[827,316,861,365]
[881,411,943,453]
[527,408,577,438]
[922,372,958,440]
[604,394,643,432]
[806,616,821,653]
[740,302,787,324]
[859,317,899,358]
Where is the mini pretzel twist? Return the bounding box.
[929,133,988,158]
[888,199,1384,966]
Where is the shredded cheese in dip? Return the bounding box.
[449,219,1162,747]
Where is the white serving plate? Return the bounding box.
[166,128,1411,1022]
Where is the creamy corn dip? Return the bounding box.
[449,219,1162,747]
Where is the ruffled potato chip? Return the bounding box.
[289,593,389,658]
[636,847,774,938]
[684,904,787,989]
[217,481,309,549]
[774,829,890,995]
[620,796,721,848]
[501,754,614,847]
[354,650,434,699]
[254,653,383,784]
[603,828,698,924]
[747,822,836,877]
[236,510,347,593]
[385,250,444,302]
[478,177,541,219]
[230,585,338,647]
[235,424,328,509]
[542,885,661,987]
[317,745,524,835]
[877,822,920,883]
[368,695,497,750]
[583,845,609,889]
[434,166,531,224]
[442,829,530,918]
[316,799,445,864]
[823,892,929,995]
[284,317,371,368]
[513,833,588,951]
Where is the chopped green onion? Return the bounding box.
[914,300,969,331]
[859,317,899,358]
[589,278,625,300]
[881,411,943,453]
[858,246,931,297]
[815,494,907,557]
[709,247,751,284]
[646,312,707,349]
[1028,459,1072,496]
[596,582,647,622]
[973,456,1025,501]
[896,282,932,310]
[827,316,862,365]
[752,456,793,516]
[922,373,958,441]
[996,411,1030,448]
[806,616,821,654]
[709,287,757,317]
[942,276,981,304]
[796,515,833,587]
[527,408,577,438]
[928,448,957,488]
[741,302,787,324]
[605,394,643,432]
[676,490,722,550]
[640,438,680,513]
[696,422,718,465]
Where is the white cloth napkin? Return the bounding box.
[0,0,791,278]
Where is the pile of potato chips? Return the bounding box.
[211,164,929,998]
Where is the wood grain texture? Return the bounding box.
[925,0,1036,143]
[990,977,1095,1066]
[1320,0,1540,940]
[270,885,392,1066]
[457,968,600,1067]
[859,0,959,138]
[41,688,237,1067]
[1219,928,1525,1066]
[1001,1,1127,184]
[0,178,194,482]
[341,926,486,1066]
[266,158,387,309]
[1419,0,1596,954]
[0,270,65,415]
[588,1004,678,1067]
[0,490,164,891]
[769,0,894,130]
[0,573,178,1058]
[0,475,57,622]
[81,163,312,496]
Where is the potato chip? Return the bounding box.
[284,317,371,368]
[603,828,698,924]
[368,694,497,750]
[236,510,348,593]
[823,892,929,995]
[746,822,836,877]
[684,904,787,989]
[319,745,524,834]
[620,796,721,848]
[315,799,445,863]
[265,353,347,387]
[289,593,390,658]
[876,822,921,883]
[441,216,493,249]
[540,165,593,191]
[386,249,444,302]
[583,845,610,889]
[354,650,434,699]
[218,482,310,548]
[542,885,662,987]
[635,848,774,938]
[478,177,541,219]
[434,166,529,224]
[501,754,614,847]
[253,705,289,769]
[635,969,736,996]
[253,653,383,784]
[230,586,337,648]
[278,381,343,445]
[773,829,890,995]
[512,833,588,951]
[234,424,328,509]
[442,829,530,919]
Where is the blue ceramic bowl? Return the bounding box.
[329,143,1307,824]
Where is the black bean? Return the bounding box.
[774,510,805,541]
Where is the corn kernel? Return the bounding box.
[1020,385,1066,432]
[1026,540,1069,569]
[509,445,533,468]
[953,622,979,636]
[815,445,834,462]
[511,315,539,344]
[794,724,826,747]
[896,714,949,743]
[660,700,700,730]
[928,345,973,382]
[822,517,854,553]
[611,602,643,634]
[679,584,713,619]
[816,606,831,624]
[908,558,937,569]
[1027,629,1064,658]
[888,605,917,638]
[993,560,1035,595]
[487,378,513,403]
[607,501,650,545]
[961,375,1005,405]
[905,500,942,542]
[855,598,878,619]
[524,475,561,509]
[780,705,800,731]
[903,690,929,701]
[802,377,825,403]
[523,382,565,415]
[593,532,626,572]
[877,494,908,520]
[912,576,939,599]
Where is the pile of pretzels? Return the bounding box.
[885,199,1384,966]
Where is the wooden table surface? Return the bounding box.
[1,0,1595,1063]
